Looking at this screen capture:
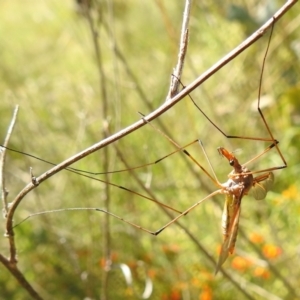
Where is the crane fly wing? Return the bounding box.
[215,193,242,274]
[249,172,274,200]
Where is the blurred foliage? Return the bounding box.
[0,1,300,299]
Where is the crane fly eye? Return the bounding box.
[229,160,234,166]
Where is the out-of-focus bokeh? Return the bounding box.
[1,1,299,299]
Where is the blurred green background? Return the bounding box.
[1,1,300,299]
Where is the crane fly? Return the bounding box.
[4,18,286,275]
[215,147,274,274]
[10,136,280,275]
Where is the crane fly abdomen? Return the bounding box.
[222,194,240,254]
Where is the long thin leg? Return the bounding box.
[96,189,222,235]
[177,18,286,172]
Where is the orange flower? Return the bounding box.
[111,251,119,262]
[262,244,282,259]
[99,252,118,269]
[99,258,106,268]
[231,256,252,271]
[200,285,213,300]
[249,232,264,244]
[216,244,222,255]
[282,184,298,200]
[192,277,202,288]
[162,244,180,255]
[253,266,270,279]
[161,290,181,300]
[147,268,157,279]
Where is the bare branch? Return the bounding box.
[1,105,19,216]
[167,0,192,99]
[0,253,43,300]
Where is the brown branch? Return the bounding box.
[1,106,19,215]
[167,0,191,99]
[0,254,43,300]
[0,108,44,298]
[82,3,112,300]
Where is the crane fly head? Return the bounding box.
[218,147,242,172]
[218,147,254,194]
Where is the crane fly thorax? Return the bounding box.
[222,167,254,197]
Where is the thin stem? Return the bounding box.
[1,106,19,215]
[167,0,192,99]
[0,254,43,300]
